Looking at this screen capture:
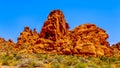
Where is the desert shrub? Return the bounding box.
[51,62,61,68]
[100,56,109,62]
[47,58,55,63]
[64,66,72,68]
[75,63,87,68]
[88,63,98,68]
[0,53,19,66]
[78,57,89,63]
[100,64,113,68]
[55,55,64,63]
[109,57,118,63]
[28,61,35,68]
[28,61,44,68]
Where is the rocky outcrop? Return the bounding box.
[0,38,5,43]
[0,10,117,57]
[112,42,120,50]
[16,27,40,53]
[71,24,112,57]
[0,38,15,53]
[17,27,39,46]
[15,10,113,57]
[111,42,120,57]
[39,10,69,41]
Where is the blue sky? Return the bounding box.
[0,0,119,45]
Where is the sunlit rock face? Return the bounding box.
[111,42,120,57]
[38,12,112,56]
[38,10,71,54]
[17,27,39,46]
[0,38,5,43]
[16,27,40,53]
[112,42,120,50]
[71,24,112,57]
[0,38,15,53]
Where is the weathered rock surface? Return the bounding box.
[111,42,120,57]
[16,27,40,53]
[38,10,112,57]
[17,27,39,46]
[112,42,120,50]
[71,24,112,57]
[0,38,5,43]
[39,10,69,41]
[0,38,15,53]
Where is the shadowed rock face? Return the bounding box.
[39,10,69,41]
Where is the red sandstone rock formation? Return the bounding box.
[71,24,112,57]
[0,38,5,43]
[111,42,120,57]
[15,10,113,57]
[0,10,117,57]
[16,27,40,53]
[39,10,69,41]
[112,42,120,50]
[0,38,15,53]
[17,27,39,46]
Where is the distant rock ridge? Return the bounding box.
[0,10,119,57]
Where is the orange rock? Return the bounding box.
[0,38,15,53]
[39,10,69,41]
[74,43,96,56]
[0,38,5,43]
[71,24,112,56]
[111,42,120,57]
[0,10,115,57]
[115,42,120,50]
[62,48,71,54]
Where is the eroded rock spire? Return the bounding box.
[39,10,69,41]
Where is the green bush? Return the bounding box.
[51,62,61,68]
[75,63,87,68]
[88,63,98,68]
[0,53,19,66]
